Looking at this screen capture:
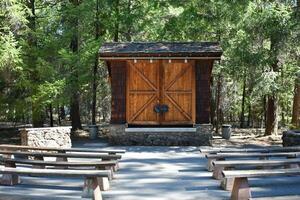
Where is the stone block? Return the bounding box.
[108,124,212,146]
[20,127,72,148]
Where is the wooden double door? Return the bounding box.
[126,60,195,125]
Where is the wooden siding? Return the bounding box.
[109,61,127,124]
[195,60,214,124]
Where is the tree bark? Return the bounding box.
[265,35,280,136]
[125,0,132,41]
[210,76,216,127]
[247,104,251,127]
[69,0,82,131]
[113,0,120,42]
[216,74,223,134]
[92,0,101,125]
[292,76,300,127]
[265,95,278,135]
[240,78,246,128]
[26,0,44,127]
[49,104,53,127]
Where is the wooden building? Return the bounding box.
[99,42,222,145]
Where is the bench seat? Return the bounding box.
[212,158,300,180]
[222,168,300,200]
[0,150,121,160]
[0,144,126,154]
[0,167,111,200]
[0,157,117,179]
[199,146,300,154]
[206,152,299,171]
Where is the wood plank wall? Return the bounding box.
[109,61,127,124]
[195,60,214,124]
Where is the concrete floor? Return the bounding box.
[0,140,300,200]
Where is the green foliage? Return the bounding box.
[0,0,299,127]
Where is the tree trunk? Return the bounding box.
[125,0,132,41]
[58,105,61,125]
[247,104,251,127]
[216,74,223,134]
[210,76,216,128]
[70,92,82,130]
[292,76,300,127]
[60,106,65,120]
[262,96,267,128]
[92,0,101,125]
[49,104,53,127]
[69,0,82,131]
[265,36,280,136]
[265,95,278,135]
[114,0,120,42]
[27,0,44,127]
[240,78,246,128]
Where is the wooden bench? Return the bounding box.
[0,150,121,160]
[212,158,300,180]
[0,167,110,200]
[0,144,126,155]
[0,157,117,190]
[222,168,300,200]
[200,146,300,154]
[205,152,299,171]
[0,150,122,172]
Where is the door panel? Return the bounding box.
[162,60,195,124]
[126,60,160,124]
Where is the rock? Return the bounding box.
[108,124,212,146]
[282,130,300,147]
[20,127,72,148]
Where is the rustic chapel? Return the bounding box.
[99,42,222,145]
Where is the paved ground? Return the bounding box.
[0,139,300,200]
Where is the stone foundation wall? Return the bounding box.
[20,127,72,148]
[109,124,212,146]
[282,130,300,147]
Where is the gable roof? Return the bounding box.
[99,42,222,59]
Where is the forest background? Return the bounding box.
[0,0,299,135]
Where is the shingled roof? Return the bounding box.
[99,42,222,59]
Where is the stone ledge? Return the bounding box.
[109,124,212,146]
[20,127,72,148]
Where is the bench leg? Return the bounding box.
[1,174,20,185]
[97,177,110,191]
[97,166,114,180]
[221,177,234,191]
[82,177,102,200]
[257,157,269,169]
[285,156,299,169]
[1,161,20,185]
[55,157,68,169]
[102,159,118,172]
[231,177,251,200]
[207,158,216,171]
[33,156,45,169]
[213,166,224,180]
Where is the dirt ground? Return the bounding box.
[212,128,283,147]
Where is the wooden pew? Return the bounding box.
[0,167,110,200]
[0,144,126,154]
[212,158,300,180]
[222,168,300,200]
[0,150,121,160]
[0,157,117,190]
[200,146,300,154]
[205,152,299,171]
